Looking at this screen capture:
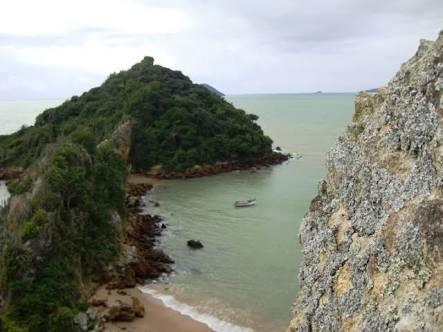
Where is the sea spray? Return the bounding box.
[139,286,255,332]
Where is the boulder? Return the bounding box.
[106,301,135,322]
[187,240,204,249]
[126,196,139,209]
[89,298,107,307]
[86,307,97,321]
[105,296,145,322]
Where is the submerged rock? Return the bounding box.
[187,240,204,249]
[288,30,443,331]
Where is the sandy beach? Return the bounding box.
[88,174,212,331]
[94,287,213,332]
[127,173,161,186]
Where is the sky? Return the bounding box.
[0,0,442,99]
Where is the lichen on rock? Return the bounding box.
[289,30,443,331]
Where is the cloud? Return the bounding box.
[0,0,192,36]
[0,0,442,98]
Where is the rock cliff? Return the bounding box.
[289,31,443,331]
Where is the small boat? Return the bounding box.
[234,198,256,208]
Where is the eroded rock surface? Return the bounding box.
[289,31,443,331]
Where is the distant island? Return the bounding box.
[200,83,225,97]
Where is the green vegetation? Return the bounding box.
[0,142,126,331]
[0,56,272,171]
[20,209,49,241]
[7,177,33,195]
[0,56,273,331]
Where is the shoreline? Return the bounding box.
[90,158,290,331]
[91,173,216,331]
[94,286,213,332]
[145,152,290,179]
[4,158,289,331]
[93,160,289,331]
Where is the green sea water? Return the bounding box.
[143,93,356,331]
[0,94,355,331]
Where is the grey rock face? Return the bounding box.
[97,120,133,162]
[74,312,89,331]
[288,31,443,331]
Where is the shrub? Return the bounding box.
[20,209,49,241]
[48,307,76,332]
[7,178,33,195]
[21,221,40,242]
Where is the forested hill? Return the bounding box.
[0,57,275,332]
[0,56,272,172]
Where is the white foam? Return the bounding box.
[139,286,255,332]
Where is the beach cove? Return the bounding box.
[107,93,356,331]
[0,93,355,331]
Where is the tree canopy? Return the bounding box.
[0,56,272,171]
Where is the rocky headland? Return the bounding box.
[288,31,443,331]
[147,151,290,179]
[0,56,283,331]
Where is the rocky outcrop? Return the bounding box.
[147,152,290,179]
[104,296,145,322]
[0,168,22,180]
[289,31,443,331]
[187,240,204,249]
[97,120,133,162]
[102,183,173,290]
[85,181,172,331]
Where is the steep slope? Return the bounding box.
[289,31,443,331]
[0,57,276,331]
[0,56,271,172]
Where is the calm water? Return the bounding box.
[143,93,355,331]
[0,94,355,331]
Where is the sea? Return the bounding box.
[0,94,356,331]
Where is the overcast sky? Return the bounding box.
[0,0,442,99]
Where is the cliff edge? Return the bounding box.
[289,31,443,331]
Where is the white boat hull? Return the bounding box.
[234,199,256,208]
